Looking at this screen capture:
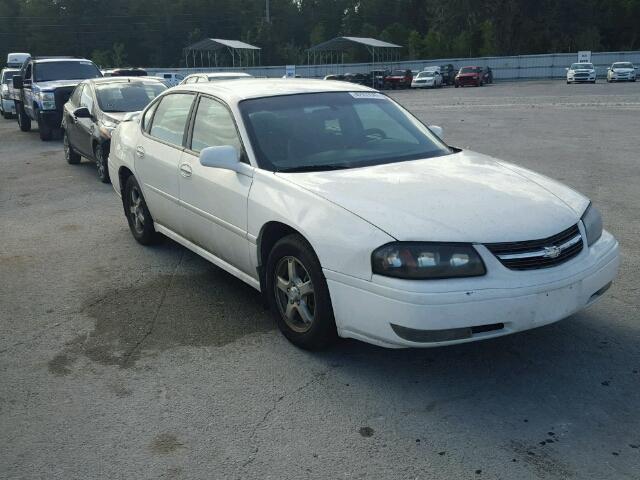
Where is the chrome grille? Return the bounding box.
[485,224,583,270]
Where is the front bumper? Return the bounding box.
[38,109,63,129]
[568,74,596,82]
[325,230,619,348]
[412,80,435,88]
[1,98,15,114]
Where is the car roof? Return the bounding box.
[206,72,252,78]
[84,77,165,85]
[170,78,376,104]
[32,57,94,64]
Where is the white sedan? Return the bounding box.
[411,68,443,88]
[606,62,636,82]
[108,79,619,350]
[566,63,597,83]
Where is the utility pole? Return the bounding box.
[265,0,271,23]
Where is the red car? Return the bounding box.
[384,69,413,89]
[455,66,484,87]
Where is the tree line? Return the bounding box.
[1,0,639,68]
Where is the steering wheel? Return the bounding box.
[363,128,387,142]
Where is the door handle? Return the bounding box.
[179,163,192,178]
[135,146,145,158]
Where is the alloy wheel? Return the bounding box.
[274,256,315,333]
[129,186,145,234]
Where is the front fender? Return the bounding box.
[248,170,393,281]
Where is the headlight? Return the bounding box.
[99,120,118,138]
[372,242,486,279]
[38,91,56,110]
[581,204,603,247]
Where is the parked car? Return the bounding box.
[606,62,636,82]
[62,77,166,182]
[11,56,102,140]
[411,67,443,89]
[152,72,185,87]
[323,74,346,81]
[455,66,484,87]
[566,63,596,84]
[181,72,252,84]
[439,64,456,85]
[482,66,494,84]
[370,69,390,89]
[384,69,413,89]
[0,68,19,118]
[344,73,369,85]
[6,52,30,68]
[105,68,148,77]
[108,79,619,350]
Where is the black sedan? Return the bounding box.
[62,77,166,182]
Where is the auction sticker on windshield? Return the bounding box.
[349,92,386,99]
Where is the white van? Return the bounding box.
[6,53,30,68]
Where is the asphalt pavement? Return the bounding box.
[1,79,639,479]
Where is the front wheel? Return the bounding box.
[266,234,337,350]
[123,175,160,245]
[16,103,31,132]
[38,120,53,141]
[95,143,110,183]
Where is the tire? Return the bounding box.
[38,117,53,141]
[2,111,12,120]
[266,234,337,350]
[16,103,31,132]
[123,175,159,245]
[95,143,110,183]
[455,84,459,88]
[63,130,81,164]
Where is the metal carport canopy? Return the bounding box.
[308,36,401,52]
[183,38,261,68]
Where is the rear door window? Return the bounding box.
[148,93,194,147]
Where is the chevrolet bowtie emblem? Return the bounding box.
[543,245,562,259]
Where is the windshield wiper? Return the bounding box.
[276,164,352,173]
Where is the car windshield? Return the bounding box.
[95,82,166,112]
[571,63,593,70]
[240,92,452,172]
[421,69,437,76]
[2,71,17,84]
[612,63,633,69]
[460,67,480,73]
[35,61,102,82]
[392,70,406,76]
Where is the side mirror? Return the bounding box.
[429,125,444,139]
[73,106,91,119]
[199,145,241,171]
[12,75,23,89]
[565,67,569,71]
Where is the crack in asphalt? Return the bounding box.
[241,368,330,468]
[121,251,185,367]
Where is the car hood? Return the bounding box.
[34,79,84,91]
[276,150,589,243]
[612,68,634,73]
[457,73,479,77]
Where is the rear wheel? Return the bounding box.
[95,143,110,183]
[63,130,81,164]
[266,234,337,350]
[123,175,159,245]
[16,103,31,132]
